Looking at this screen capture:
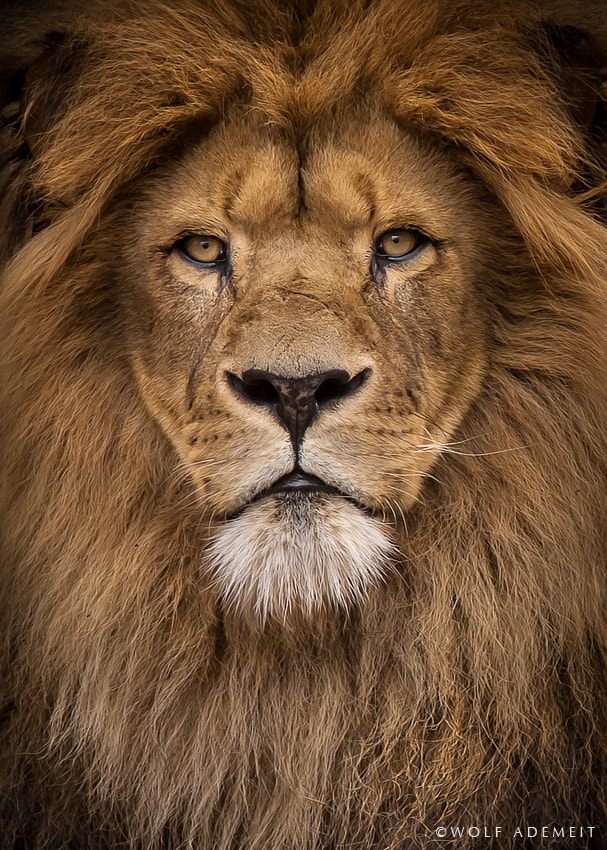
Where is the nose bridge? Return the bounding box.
[228,287,355,377]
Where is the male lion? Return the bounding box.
[2,0,607,847]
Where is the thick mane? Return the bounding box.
[2,1,607,847]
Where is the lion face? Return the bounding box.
[124,105,490,622]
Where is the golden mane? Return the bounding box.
[2,1,607,847]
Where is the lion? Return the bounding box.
[2,0,607,847]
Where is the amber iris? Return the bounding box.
[178,235,226,264]
[377,229,421,258]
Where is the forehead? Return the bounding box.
[146,106,472,238]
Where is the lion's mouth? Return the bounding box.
[228,467,366,519]
[264,469,339,497]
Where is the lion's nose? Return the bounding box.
[226,368,370,448]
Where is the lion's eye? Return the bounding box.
[376,229,424,260]
[176,235,227,265]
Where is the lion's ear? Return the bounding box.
[544,23,606,133]
[21,31,78,155]
[1,27,81,160]
[0,22,84,253]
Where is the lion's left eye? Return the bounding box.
[175,234,227,266]
[376,229,426,260]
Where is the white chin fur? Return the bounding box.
[207,493,394,624]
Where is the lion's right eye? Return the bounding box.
[175,235,227,266]
[376,229,426,261]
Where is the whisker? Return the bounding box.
[413,443,529,458]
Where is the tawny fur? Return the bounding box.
[2,1,607,848]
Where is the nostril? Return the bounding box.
[315,368,371,408]
[226,370,281,407]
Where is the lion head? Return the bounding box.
[126,102,495,624]
[2,0,607,847]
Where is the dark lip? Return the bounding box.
[225,468,354,520]
[265,470,340,497]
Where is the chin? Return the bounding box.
[207,491,395,624]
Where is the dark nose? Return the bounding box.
[226,368,370,448]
